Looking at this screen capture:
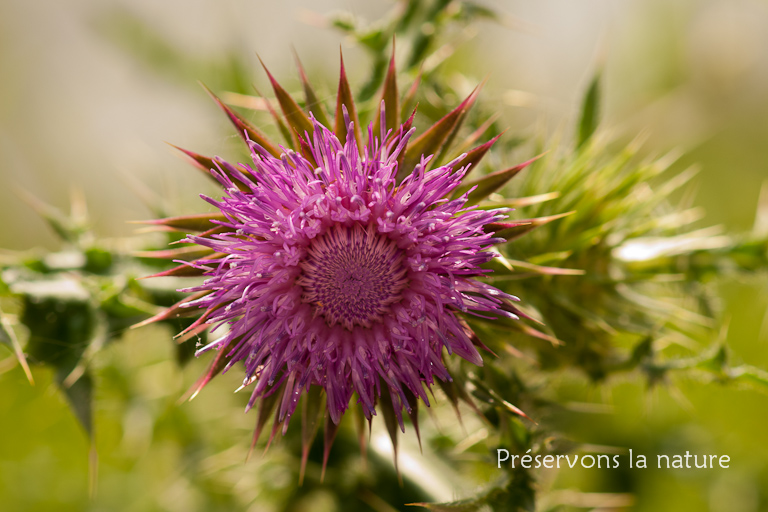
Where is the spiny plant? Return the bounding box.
[133,47,552,479]
[2,1,768,511]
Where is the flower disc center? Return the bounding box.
[298,224,408,330]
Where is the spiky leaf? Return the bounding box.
[201,83,281,157]
[399,88,479,180]
[577,70,601,149]
[260,59,314,145]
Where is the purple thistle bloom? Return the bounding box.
[136,52,545,477]
[181,114,519,433]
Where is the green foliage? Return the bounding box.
[0,197,162,436]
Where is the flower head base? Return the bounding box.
[139,50,538,475]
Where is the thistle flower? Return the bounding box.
[186,115,516,423]
[137,50,540,473]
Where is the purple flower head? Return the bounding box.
[139,52,539,477]
[184,117,518,432]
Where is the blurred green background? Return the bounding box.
[1,1,767,511]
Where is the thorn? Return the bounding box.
[69,187,88,225]
[0,311,34,385]
[321,415,340,482]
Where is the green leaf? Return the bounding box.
[100,289,155,341]
[577,70,601,149]
[57,367,94,437]
[11,278,96,436]
[83,247,113,274]
[19,280,95,368]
